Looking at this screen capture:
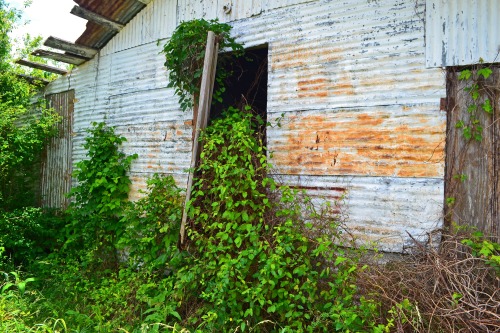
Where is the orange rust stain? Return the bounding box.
[298,78,328,89]
[270,112,445,178]
[298,78,330,99]
[176,130,183,136]
[298,91,329,98]
[356,114,384,126]
[332,73,355,96]
[272,46,343,71]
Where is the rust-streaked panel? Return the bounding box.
[40,90,74,209]
[268,105,445,178]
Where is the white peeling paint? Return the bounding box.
[426,0,500,67]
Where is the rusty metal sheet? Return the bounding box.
[267,105,446,178]
[74,0,146,49]
[230,0,444,112]
[40,90,74,209]
[426,0,500,67]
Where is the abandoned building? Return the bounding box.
[18,0,500,251]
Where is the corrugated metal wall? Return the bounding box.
[40,90,74,209]
[45,0,446,252]
[426,0,500,68]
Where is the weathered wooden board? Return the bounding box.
[445,68,499,241]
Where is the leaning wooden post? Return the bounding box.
[180,31,219,246]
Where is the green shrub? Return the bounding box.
[119,174,183,273]
[0,207,66,267]
[66,122,137,269]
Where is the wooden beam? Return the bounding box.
[70,6,124,32]
[32,49,87,65]
[15,59,68,75]
[16,74,50,85]
[44,36,97,59]
[180,31,219,246]
[136,0,152,4]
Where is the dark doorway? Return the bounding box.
[210,46,268,143]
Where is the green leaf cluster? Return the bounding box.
[456,64,494,142]
[161,19,244,111]
[147,106,394,332]
[66,122,137,265]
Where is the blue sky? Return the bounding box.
[7,0,87,47]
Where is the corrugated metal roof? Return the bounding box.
[426,0,500,67]
[73,0,147,49]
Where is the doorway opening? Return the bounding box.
[210,45,268,144]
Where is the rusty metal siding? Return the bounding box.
[426,0,500,68]
[44,0,446,250]
[267,105,445,179]
[40,90,74,209]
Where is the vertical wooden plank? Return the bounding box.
[445,68,499,241]
[180,31,219,245]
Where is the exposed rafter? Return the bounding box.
[16,74,50,85]
[44,37,98,59]
[70,5,124,32]
[15,59,68,75]
[32,49,87,65]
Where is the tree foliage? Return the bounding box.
[0,0,60,210]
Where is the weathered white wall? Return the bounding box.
[426,0,500,67]
[45,0,446,252]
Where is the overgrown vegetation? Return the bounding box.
[0,0,60,209]
[1,15,499,333]
[161,18,243,111]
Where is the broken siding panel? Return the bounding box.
[426,0,500,67]
[277,175,443,252]
[267,105,446,178]
[231,0,443,113]
[102,0,177,56]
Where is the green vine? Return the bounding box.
[161,19,244,112]
[456,62,494,141]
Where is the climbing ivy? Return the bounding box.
[161,18,244,112]
[456,62,494,142]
